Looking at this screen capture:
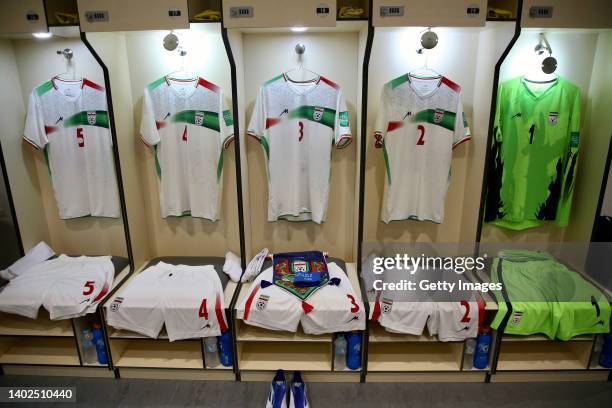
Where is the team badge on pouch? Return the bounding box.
[313,106,324,122]
[194,111,204,126]
[548,111,558,125]
[433,108,444,124]
[87,111,97,125]
[511,311,523,325]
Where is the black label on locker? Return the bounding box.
[230,7,253,18]
[529,6,553,19]
[84,10,109,23]
[168,9,182,18]
[380,6,404,17]
[316,6,330,17]
[467,7,480,16]
[26,12,39,22]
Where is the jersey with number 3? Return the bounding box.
[374,75,470,224]
[24,77,119,219]
[247,73,352,223]
[140,76,234,220]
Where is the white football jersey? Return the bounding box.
[374,74,471,223]
[140,76,234,220]
[247,73,352,223]
[24,77,120,219]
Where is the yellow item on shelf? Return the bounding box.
[192,10,222,21]
[55,12,79,25]
[487,7,513,19]
[338,6,365,19]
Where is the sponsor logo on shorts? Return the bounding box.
[381,298,393,314]
[256,294,269,311]
[87,111,96,125]
[110,297,123,312]
[433,109,444,124]
[548,111,558,125]
[511,311,523,325]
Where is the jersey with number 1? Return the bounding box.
[247,73,352,223]
[140,76,234,220]
[24,77,119,219]
[374,74,470,224]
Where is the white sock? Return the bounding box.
[223,251,242,282]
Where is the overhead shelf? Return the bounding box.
[110,339,204,369]
[237,342,332,371]
[0,311,74,337]
[497,342,591,371]
[368,342,463,372]
[0,337,80,366]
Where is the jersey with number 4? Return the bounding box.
[485,76,580,230]
[24,77,119,219]
[140,76,234,220]
[247,73,352,223]
[374,74,470,223]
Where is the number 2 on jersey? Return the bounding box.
[460,300,471,323]
[416,124,425,145]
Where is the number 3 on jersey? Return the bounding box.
[416,124,425,145]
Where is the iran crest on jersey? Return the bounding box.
[140,76,234,220]
[24,77,120,219]
[247,73,352,223]
[374,74,471,224]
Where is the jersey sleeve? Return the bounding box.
[139,88,160,147]
[452,93,471,149]
[23,91,47,149]
[334,91,352,149]
[247,87,265,141]
[373,88,387,148]
[556,89,581,226]
[220,92,235,150]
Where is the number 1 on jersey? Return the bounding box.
[416,124,425,145]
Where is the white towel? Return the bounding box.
[242,248,269,282]
[5,241,55,280]
[223,251,242,282]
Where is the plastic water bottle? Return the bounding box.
[334,334,347,371]
[346,332,362,370]
[473,328,492,370]
[599,332,612,368]
[218,330,233,367]
[463,338,476,370]
[204,336,220,368]
[92,323,108,365]
[81,329,97,364]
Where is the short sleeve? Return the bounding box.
[23,92,47,149]
[374,88,387,148]
[247,87,265,141]
[335,91,351,149]
[139,88,160,146]
[452,93,471,149]
[220,92,235,150]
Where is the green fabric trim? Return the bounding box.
[147,76,166,90]
[264,74,284,86]
[64,111,109,128]
[36,80,54,96]
[223,110,233,126]
[382,142,391,184]
[171,110,220,133]
[410,109,456,132]
[43,146,52,182]
[153,146,161,179]
[260,136,270,160]
[289,106,336,129]
[217,148,224,182]
[389,74,408,89]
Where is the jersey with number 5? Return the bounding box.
[374,74,470,224]
[24,77,119,219]
[247,73,352,223]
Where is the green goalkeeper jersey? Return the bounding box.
[485,76,581,230]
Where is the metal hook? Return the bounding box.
[295,43,306,55]
[56,48,73,60]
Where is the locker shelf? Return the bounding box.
[367,342,463,372]
[0,337,80,366]
[497,341,591,371]
[237,342,332,371]
[0,311,73,337]
[110,339,203,369]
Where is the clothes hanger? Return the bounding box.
[284,43,319,83]
[54,48,79,82]
[524,33,558,84]
[166,47,197,82]
[409,28,442,80]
